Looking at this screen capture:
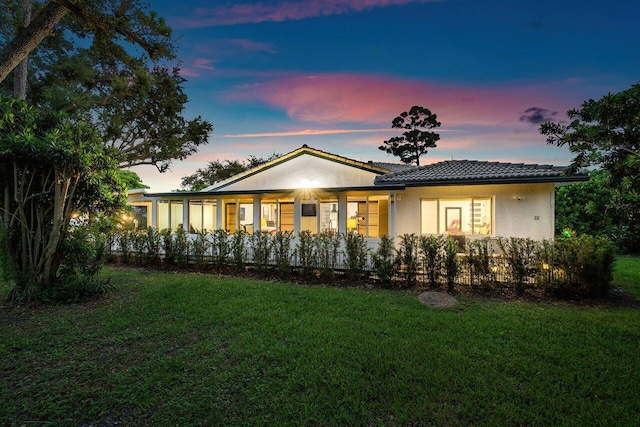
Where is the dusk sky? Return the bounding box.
[132,0,639,192]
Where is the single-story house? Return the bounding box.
[126,145,587,241]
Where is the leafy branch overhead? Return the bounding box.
[379,105,441,166]
[0,0,174,83]
[0,0,212,173]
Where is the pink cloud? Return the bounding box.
[223,128,395,138]
[179,0,440,28]
[226,73,576,127]
[193,58,216,71]
[178,67,200,77]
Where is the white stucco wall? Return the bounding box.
[215,154,380,191]
[394,183,555,241]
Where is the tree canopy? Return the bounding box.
[0,0,212,172]
[541,83,640,252]
[379,105,441,166]
[0,96,125,300]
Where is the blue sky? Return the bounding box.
[133,0,640,191]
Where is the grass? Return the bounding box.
[0,266,638,425]
[612,256,640,298]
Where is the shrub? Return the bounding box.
[546,235,616,297]
[231,230,247,272]
[444,237,460,293]
[296,230,316,279]
[191,231,211,270]
[116,226,134,264]
[316,231,342,281]
[251,231,272,275]
[131,229,146,266]
[397,234,419,288]
[143,227,162,266]
[273,230,294,278]
[345,231,369,281]
[497,237,539,295]
[372,235,398,287]
[173,228,189,265]
[466,238,495,289]
[211,229,230,271]
[420,235,444,289]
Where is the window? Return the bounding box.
[346,196,389,238]
[189,201,216,233]
[157,200,183,231]
[319,201,338,234]
[421,197,492,235]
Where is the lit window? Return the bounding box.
[421,198,493,235]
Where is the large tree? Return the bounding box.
[540,83,640,252]
[379,105,441,166]
[0,96,125,301]
[0,0,212,172]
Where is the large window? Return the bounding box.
[347,196,389,238]
[157,200,183,231]
[188,201,216,233]
[421,198,492,235]
[319,201,338,234]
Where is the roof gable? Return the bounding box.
[375,160,588,186]
[204,145,391,192]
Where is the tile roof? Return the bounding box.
[369,162,416,173]
[374,160,587,185]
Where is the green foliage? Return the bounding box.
[143,227,162,266]
[117,170,148,190]
[420,235,445,288]
[272,230,294,278]
[173,228,189,265]
[546,235,617,297]
[211,229,230,271]
[231,230,247,272]
[541,83,640,252]
[190,231,211,270]
[1,1,212,173]
[316,231,341,281]
[444,238,460,293]
[397,233,419,288]
[379,105,441,166]
[372,235,398,287]
[251,231,272,275]
[296,230,316,278]
[0,96,125,302]
[344,231,369,280]
[466,238,496,290]
[497,237,539,295]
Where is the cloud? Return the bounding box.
[519,107,558,125]
[226,73,568,127]
[179,0,440,27]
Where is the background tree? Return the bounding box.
[181,154,281,191]
[379,105,441,166]
[0,96,125,301]
[541,83,640,252]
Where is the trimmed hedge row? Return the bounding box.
[101,227,616,297]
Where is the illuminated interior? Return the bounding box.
[421,197,492,235]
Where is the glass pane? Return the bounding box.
[203,202,216,232]
[320,202,338,234]
[170,202,183,231]
[472,198,492,235]
[261,202,278,232]
[158,201,169,230]
[189,201,202,233]
[421,200,437,234]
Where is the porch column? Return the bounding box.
[253,196,261,233]
[388,191,397,238]
[150,198,158,229]
[216,198,223,230]
[293,197,301,233]
[182,199,189,232]
[338,194,347,234]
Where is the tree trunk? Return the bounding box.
[12,0,32,99]
[0,1,69,84]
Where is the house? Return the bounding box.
[126,145,587,241]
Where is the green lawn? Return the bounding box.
[612,256,640,298]
[1,263,639,426]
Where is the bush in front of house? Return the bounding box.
[372,234,398,287]
[104,227,617,299]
